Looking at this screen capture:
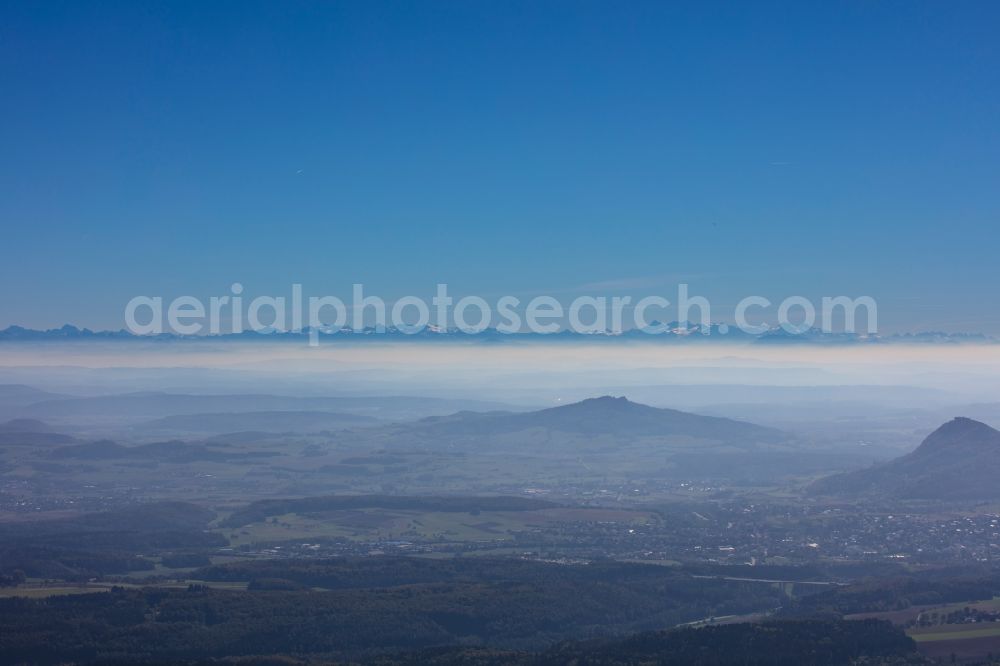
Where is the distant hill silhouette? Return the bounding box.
[386,396,793,455]
[0,385,70,420]
[19,391,515,424]
[811,417,1000,500]
[0,418,52,433]
[0,418,76,447]
[50,439,280,463]
[138,410,380,434]
[416,396,785,443]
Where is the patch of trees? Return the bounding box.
[194,555,783,597]
[680,560,911,583]
[0,502,222,580]
[0,569,25,587]
[539,619,918,666]
[412,619,917,665]
[0,563,786,662]
[788,574,1000,615]
[0,589,918,666]
[0,545,154,579]
[372,619,920,665]
[49,439,281,463]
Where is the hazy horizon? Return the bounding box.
[3,3,999,663]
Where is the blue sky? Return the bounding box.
[1,1,998,332]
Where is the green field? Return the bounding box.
[221,506,653,547]
[0,580,249,599]
[0,585,113,598]
[911,625,1000,642]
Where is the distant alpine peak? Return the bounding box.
[0,323,995,346]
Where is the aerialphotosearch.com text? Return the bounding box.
[124,283,878,346]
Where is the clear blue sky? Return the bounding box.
[1,1,998,332]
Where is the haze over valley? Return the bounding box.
[4,1,1000,662]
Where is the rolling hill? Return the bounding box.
[414,396,785,441]
[137,410,380,434]
[811,417,1000,500]
[17,391,519,425]
[356,396,795,462]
